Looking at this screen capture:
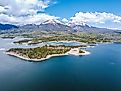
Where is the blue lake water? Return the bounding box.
[0,38,121,91]
[47,41,81,46]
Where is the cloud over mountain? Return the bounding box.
[70,12,121,24]
[0,13,59,25]
[0,0,52,16]
[0,0,121,29]
[70,12,121,29]
[0,0,59,25]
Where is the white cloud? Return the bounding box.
[61,18,69,25]
[20,13,60,25]
[0,0,121,29]
[0,0,52,16]
[0,0,60,25]
[0,13,59,25]
[0,6,6,13]
[69,12,121,29]
[70,12,121,25]
[62,18,68,22]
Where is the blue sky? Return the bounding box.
[0,0,121,29]
[45,0,121,18]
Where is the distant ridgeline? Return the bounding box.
[0,23,18,30]
[0,21,117,33]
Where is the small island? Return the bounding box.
[13,39,32,44]
[1,36,15,39]
[6,45,90,62]
[13,38,42,45]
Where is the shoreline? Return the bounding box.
[6,52,68,61]
[6,49,90,62]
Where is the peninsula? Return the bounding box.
[6,45,90,62]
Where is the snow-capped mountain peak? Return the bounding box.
[42,19,63,25]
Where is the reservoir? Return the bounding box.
[0,38,121,91]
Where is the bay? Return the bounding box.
[0,38,121,91]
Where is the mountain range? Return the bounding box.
[0,24,18,30]
[0,20,117,33]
